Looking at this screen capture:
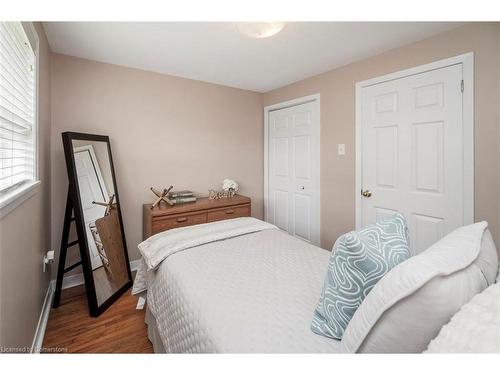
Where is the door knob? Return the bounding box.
[299,186,305,190]
[361,189,372,197]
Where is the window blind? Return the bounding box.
[0,22,36,193]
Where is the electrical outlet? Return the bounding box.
[338,144,346,156]
[43,250,55,272]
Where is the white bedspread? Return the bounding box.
[138,217,277,270]
[132,219,341,353]
[426,281,500,353]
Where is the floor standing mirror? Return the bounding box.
[54,132,132,317]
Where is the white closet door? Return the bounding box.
[361,64,464,253]
[268,100,320,245]
[74,148,108,269]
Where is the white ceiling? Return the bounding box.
[43,22,462,92]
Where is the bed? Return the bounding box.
[132,217,341,353]
[132,217,500,353]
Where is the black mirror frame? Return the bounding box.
[62,131,132,317]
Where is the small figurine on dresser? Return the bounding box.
[150,186,174,208]
[209,178,239,200]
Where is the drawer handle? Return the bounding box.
[176,217,188,223]
[225,209,235,214]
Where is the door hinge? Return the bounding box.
[461,79,464,93]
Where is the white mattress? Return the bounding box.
[142,228,341,353]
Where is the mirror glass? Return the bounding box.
[72,139,130,307]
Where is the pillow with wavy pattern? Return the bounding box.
[311,213,411,340]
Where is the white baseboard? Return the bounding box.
[57,259,141,290]
[31,280,55,353]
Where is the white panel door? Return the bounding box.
[361,64,464,253]
[74,148,109,269]
[268,100,320,245]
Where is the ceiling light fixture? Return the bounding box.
[237,22,285,39]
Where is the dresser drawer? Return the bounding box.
[207,204,250,222]
[143,196,251,239]
[152,211,207,234]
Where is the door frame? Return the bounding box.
[263,93,321,245]
[355,52,474,229]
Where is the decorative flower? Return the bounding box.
[222,179,239,192]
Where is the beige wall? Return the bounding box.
[263,23,500,250]
[50,54,264,264]
[0,23,51,349]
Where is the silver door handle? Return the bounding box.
[299,186,305,190]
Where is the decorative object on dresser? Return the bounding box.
[143,195,251,239]
[209,178,239,199]
[150,186,174,208]
[222,178,239,193]
[169,190,194,198]
[208,189,235,200]
[168,189,197,204]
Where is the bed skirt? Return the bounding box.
[145,306,166,353]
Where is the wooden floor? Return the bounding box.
[43,285,154,353]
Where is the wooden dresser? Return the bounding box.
[143,195,251,239]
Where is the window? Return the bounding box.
[0,22,38,209]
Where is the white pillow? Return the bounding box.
[340,223,498,353]
[425,282,500,353]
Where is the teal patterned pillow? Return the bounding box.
[311,213,411,340]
